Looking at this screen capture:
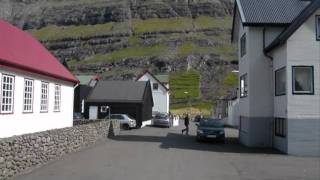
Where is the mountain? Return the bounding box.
[0,0,238,116]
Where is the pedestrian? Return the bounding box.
[182,114,190,135]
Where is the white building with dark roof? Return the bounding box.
[232,0,320,156]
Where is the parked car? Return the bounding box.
[196,118,225,143]
[110,114,136,130]
[153,113,170,128]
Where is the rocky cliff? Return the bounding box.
[0,0,237,113]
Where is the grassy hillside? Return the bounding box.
[29,15,237,117]
[170,70,200,99]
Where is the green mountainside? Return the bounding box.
[1,0,238,116]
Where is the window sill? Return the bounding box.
[275,134,286,138]
[0,112,14,115]
[292,92,314,95]
[23,111,33,114]
[275,93,286,97]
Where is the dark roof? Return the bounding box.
[237,0,310,25]
[265,0,320,52]
[86,81,149,103]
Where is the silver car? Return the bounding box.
[153,113,171,128]
[110,114,136,130]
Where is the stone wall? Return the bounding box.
[0,120,119,180]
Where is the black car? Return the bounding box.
[196,119,225,143]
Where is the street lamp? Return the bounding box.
[106,106,111,120]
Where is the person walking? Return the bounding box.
[182,114,190,135]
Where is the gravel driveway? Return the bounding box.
[15,122,320,180]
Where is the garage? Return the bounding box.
[84,81,154,127]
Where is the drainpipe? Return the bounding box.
[263,27,275,148]
[263,27,274,61]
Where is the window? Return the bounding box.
[274,118,286,137]
[240,74,248,98]
[275,67,286,96]
[40,82,49,112]
[153,83,159,90]
[54,85,61,112]
[240,33,246,57]
[292,66,314,95]
[101,106,109,113]
[23,79,34,113]
[1,74,14,113]
[316,16,320,40]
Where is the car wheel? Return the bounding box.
[123,124,130,130]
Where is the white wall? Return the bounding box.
[0,67,74,138]
[271,45,288,118]
[286,10,320,119]
[227,99,239,127]
[138,73,169,113]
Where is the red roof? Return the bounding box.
[0,20,78,84]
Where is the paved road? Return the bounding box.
[15,122,320,180]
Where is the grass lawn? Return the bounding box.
[170,70,200,99]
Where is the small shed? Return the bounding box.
[74,75,100,113]
[85,81,153,127]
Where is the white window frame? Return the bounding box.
[23,79,34,113]
[0,74,15,114]
[240,74,248,98]
[153,83,159,90]
[54,84,61,112]
[100,106,108,113]
[292,66,314,95]
[240,33,246,57]
[275,67,286,96]
[40,82,49,112]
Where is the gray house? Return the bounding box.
[85,81,154,127]
[232,0,320,156]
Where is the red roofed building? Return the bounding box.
[0,20,79,138]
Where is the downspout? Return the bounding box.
[263,27,274,148]
[263,27,274,61]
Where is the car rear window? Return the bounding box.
[200,119,224,128]
[155,114,168,119]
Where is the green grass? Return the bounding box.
[170,70,200,99]
[71,45,169,64]
[31,16,233,41]
[223,72,238,87]
[194,16,233,29]
[31,22,130,41]
[132,17,194,34]
[170,102,213,117]
[177,42,236,60]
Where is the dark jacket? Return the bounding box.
[184,116,190,126]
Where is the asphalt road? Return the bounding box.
[15,122,320,180]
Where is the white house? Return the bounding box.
[232,0,320,156]
[0,20,78,138]
[137,70,170,114]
